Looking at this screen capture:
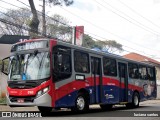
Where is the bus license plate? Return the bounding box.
[17,98,24,103]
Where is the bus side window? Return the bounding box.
[103,57,117,76]
[74,51,89,73]
[139,65,147,80]
[52,46,71,81]
[128,63,139,79]
[147,67,155,81]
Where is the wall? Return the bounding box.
[156,66,160,81]
[0,73,7,98]
[0,44,11,98]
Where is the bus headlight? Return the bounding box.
[43,87,49,93]
[36,86,49,98]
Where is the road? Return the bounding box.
[0,100,160,120]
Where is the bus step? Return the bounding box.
[119,102,128,104]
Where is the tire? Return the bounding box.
[132,92,139,108]
[72,94,89,112]
[38,106,52,113]
[100,104,112,110]
[126,92,139,109]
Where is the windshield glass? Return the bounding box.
[9,52,50,81]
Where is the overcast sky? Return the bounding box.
[0,0,160,61]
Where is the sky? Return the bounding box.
[0,0,160,61]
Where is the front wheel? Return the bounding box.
[71,94,89,112]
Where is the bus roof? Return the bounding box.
[11,38,155,67]
[56,39,155,67]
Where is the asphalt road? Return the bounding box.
[0,102,160,120]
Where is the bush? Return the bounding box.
[0,97,6,104]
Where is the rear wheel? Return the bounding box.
[71,94,89,112]
[100,104,112,110]
[38,106,52,113]
[132,92,139,108]
[126,92,139,108]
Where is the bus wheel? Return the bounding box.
[72,94,89,112]
[38,106,52,113]
[100,104,112,110]
[132,92,139,108]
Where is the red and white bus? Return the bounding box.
[1,39,157,113]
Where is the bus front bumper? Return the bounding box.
[6,93,52,107]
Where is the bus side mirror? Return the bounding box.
[1,57,9,76]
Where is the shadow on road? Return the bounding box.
[41,106,148,117]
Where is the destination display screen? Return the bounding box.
[11,40,49,52]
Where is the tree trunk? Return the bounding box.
[42,0,46,36]
[28,0,40,38]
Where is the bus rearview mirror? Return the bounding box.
[1,57,9,76]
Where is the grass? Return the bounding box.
[0,97,6,104]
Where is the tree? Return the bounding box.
[28,0,74,38]
[45,14,72,41]
[82,35,123,53]
[28,0,39,38]
[96,40,123,53]
[0,8,72,40]
[82,34,96,48]
[0,8,31,35]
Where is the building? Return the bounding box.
[123,52,160,85]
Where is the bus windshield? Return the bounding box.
[9,52,50,81]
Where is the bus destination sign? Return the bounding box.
[11,41,49,52]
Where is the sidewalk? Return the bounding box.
[0,105,38,111]
[0,99,159,111]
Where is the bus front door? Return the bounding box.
[118,62,128,102]
[91,57,102,104]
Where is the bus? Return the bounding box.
[1,38,157,113]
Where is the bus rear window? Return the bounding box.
[147,67,155,81]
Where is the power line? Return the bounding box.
[0,11,159,59]
[94,0,160,36]
[0,0,25,10]
[117,0,160,30]
[59,6,160,53]
[0,0,160,58]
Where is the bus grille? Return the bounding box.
[8,81,43,89]
[9,96,36,103]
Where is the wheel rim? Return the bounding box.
[134,95,139,106]
[76,96,85,110]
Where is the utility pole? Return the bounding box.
[42,0,46,36]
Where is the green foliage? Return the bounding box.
[82,35,123,53]
[96,40,123,53]
[0,98,6,104]
[82,34,96,48]
[0,59,9,73]
[47,0,74,6]
[46,14,72,42]
[0,8,31,35]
